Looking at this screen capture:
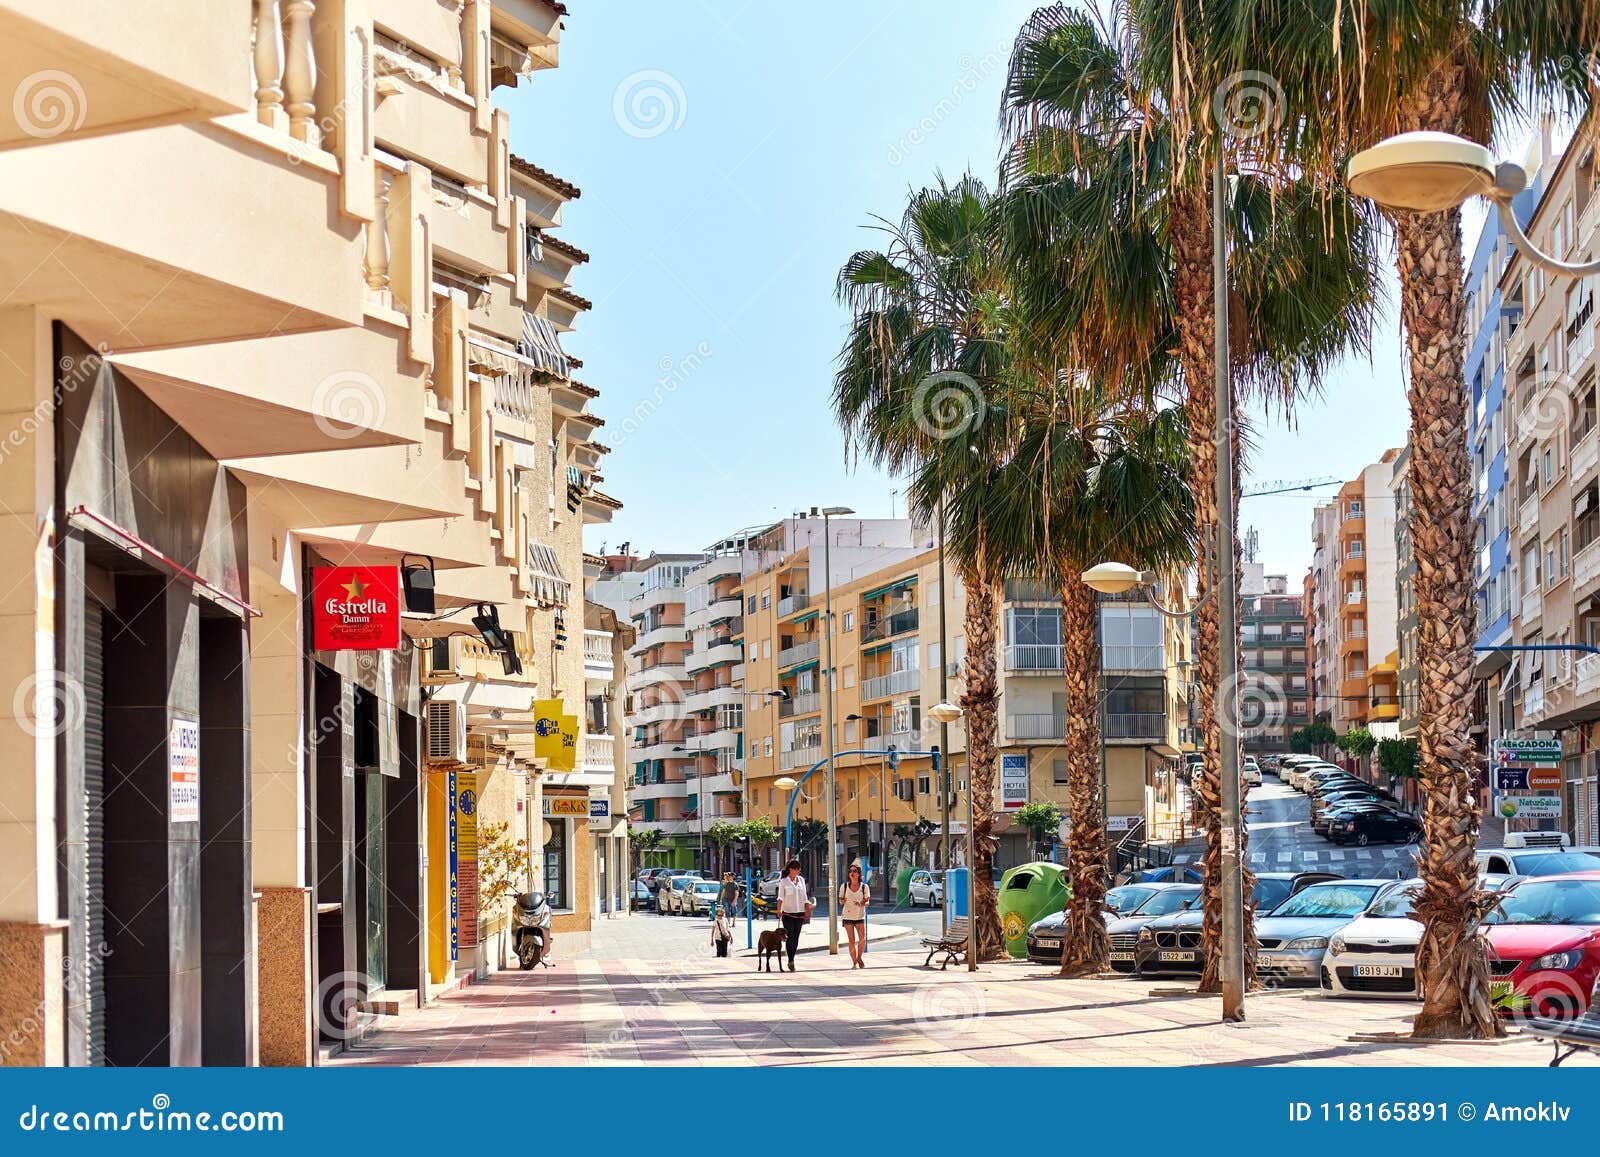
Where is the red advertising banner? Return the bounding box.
[311,566,402,651]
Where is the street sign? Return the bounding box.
[1000,754,1028,811]
[1498,795,1562,820]
[1493,767,1530,793]
[1492,738,1562,766]
[1528,766,1563,792]
[1106,815,1139,833]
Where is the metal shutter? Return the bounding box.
[83,601,106,1064]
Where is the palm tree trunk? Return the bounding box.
[959,561,1006,961]
[1058,574,1110,975]
[1395,71,1500,1042]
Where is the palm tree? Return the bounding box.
[999,2,1379,995]
[1138,0,1594,1040]
[833,175,1012,959]
[1010,377,1196,975]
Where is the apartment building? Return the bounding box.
[1494,116,1600,845]
[1392,444,1421,739]
[1240,577,1310,754]
[1306,453,1402,731]
[0,2,619,1068]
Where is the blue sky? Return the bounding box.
[503,0,1421,582]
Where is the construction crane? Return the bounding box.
[1241,475,1342,498]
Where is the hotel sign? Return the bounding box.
[311,565,402,651]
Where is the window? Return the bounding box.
[843,610,854,632]
[763,737,772,757]
[842,664,854,688]
[868,778,877,798]
[1052,759,1070,786]
[1101,607,1163,669]
[929,581,940,605]
[762,639,771,659]
[747,595,757,614]
[843,719,857,743]
[761,591,770,609]
[917,774,931,795]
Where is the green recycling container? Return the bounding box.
[998,861,1071,957]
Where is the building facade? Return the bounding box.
[1240,577,1309,755]
[0,1,622,1068]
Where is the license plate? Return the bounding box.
[1355,964,1404,978]
[1159,950,1195,962]
[1258,953,1282,967]
[1035,939,1061,950]
[1109,951,1134,962]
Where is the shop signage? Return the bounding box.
[311,565,402,651]
[544,796,588,817]
[999,754,1028,811]
[169,715,200,824]
[447,769,459,960]
[1498,795,1563,820]
[588,797,611,829]
[1106,815,1139,833]
[533,698,580,771]
[1492,738,1563,766]
[1494,766,1530,793]
[455,771,479,950]
[1528,766,1564,792]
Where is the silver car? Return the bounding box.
[660,874,698,915]
[680,879,724,916]
[1254,879,1397,984]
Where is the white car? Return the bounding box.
[1474,846,1600,876]
[1243,758,1262,787]
[659,874,698,915]
[908,869,944,908]
[1322,875,1521,998]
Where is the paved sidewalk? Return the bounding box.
[328,953,1596,1068]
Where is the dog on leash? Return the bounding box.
[756,925,788,972]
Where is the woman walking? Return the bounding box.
[775,859,812,971]
[839,863,870,968]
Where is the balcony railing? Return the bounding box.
[777,639,819,668]
[779,743,823,770]
[861,668,920,701]
[1575,653,1600,697]
[1575,538,1600,595]
[860,608,919,643]
[777,592,811,617]
[1005,643,1064,671]
[1006,713,1065,740]
[1101,645,1164,671]
[780,691,821,717]
[1520,584,1542,621]
[1345,591,1365,605]
[1103,712,1167,740]
[583,735,614,770]
[1574,428,1600,483]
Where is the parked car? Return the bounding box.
[1243,758,1262,787]
[680,879,724,916]
[1483,872,1600,1018]
[1301,767,1358,793]
[1254,879,1397,984]
[1133,872,1343,976]
[1103,884,1168,917]
[1327,808,1423,846]
[1026,884,1202,967]
[1285,762,1340,791]
[1474,847,1600,876]
[1134,864,1203,883]
[1311,777,1396,803]
[659,874,698,915]
[908,869,944,908]
[1321,874,1520,998]
[1313,802,1396,838]
[631,880,655,911]
[1310,791,1396,832]
[646,867,691,894]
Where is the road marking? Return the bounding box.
[1276,852,1291,863]
[1328,849,1346,861]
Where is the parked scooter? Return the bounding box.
[512,891,552,969]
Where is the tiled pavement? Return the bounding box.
[327,952,1596,1068]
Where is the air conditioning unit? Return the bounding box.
[425,699,466,763]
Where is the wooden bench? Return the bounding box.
[1524,1012,1600,1067]
[922,917,970,970]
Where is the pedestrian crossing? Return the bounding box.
[1172,845,1417,871]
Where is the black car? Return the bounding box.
[1327,807,1421,846]
[1311,794,1396,832]
[1314,802,1399,836]
[1025,883,1202,966]
[1132,872,1342,977]
[631,880,655,911]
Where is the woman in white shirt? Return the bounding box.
[775,859,812,970]
[839,863,870,968]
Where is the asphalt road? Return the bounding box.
[1225,774,1418,880]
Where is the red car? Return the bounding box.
[1483,872,1600,1018]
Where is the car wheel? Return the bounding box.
[1356,833,1370,847]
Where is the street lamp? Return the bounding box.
[1349,131,1600,275]
[926,699,974,971]
[819,505,854,955]
[774,775,797,862]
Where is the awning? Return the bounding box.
[860,575,918,602]
[1577,489,1595,519]
[467,334,536,379]
[519,312,571,379]
[428,680,536,713]
[528,541,571,607]
[1499,654,1521,700]
[792,610,819,625]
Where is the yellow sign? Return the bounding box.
[544,796,587,817]
[533,698,580,772]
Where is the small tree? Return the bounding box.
[705,820,740,875]
[630,825,665,872]
[476,820,529,968]
[1378,737,1421,780]
[1015,801,1062,859]
[1337,727,1378,762]
[738,817,781,870]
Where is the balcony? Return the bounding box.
[1524,680,1546,720]
[780,691,821,718]
[631,623,688,654]
[861,668,920,702]
[627,662,688,692]
[1006,713,1065,741]
[777,639,820,669]
[683,684,740,714]
[780,744,823,771]
[859,729,920,753]
[583,735,614,773]
[1575,654,1600,698]
[1520,584,1542,623]
[685,595,743,631]
[1101,644,1166,672]
[1104,712,1167,741]
[1518,491,1540,538]
[1340,633,1367,655]
[1005,644,1064,672]
[1575,539,1600,597]
[777,592,812,618]
[685,639,742,674]
[584,629,613,680]
[860,608,919,643]
[1574,429,1600,484]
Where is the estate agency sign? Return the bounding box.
[312,565,402,651]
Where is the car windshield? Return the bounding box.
[1487,879,1600,925]
[693,882,720,893]
[1252,878,1293,913]
[1106,886,1159,914]
[1508,852,1600,875]
[1135,886,1201,916]
[1269,884,1380,918]
[1367,884,1423,919]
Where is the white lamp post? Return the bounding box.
[926,699,971,969]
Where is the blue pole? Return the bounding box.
[744,866,752,949]
[784,748,942,854]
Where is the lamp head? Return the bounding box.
[927,701,964,725]
[1347,131,1499,213]
[821,505,854,517]
[774,776,798,790]
[1081,561,1144,595]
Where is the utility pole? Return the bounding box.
[821,507,853,955]
[937,495,951,934]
